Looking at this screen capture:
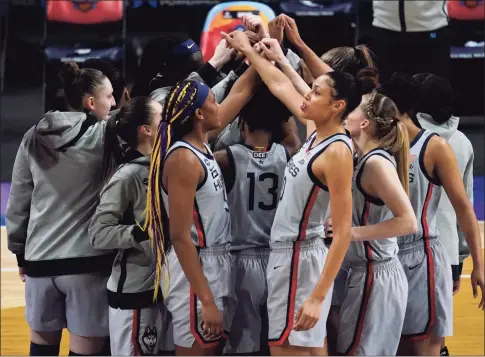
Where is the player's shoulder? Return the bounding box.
[427,133,451,154]
[165,145,201,168]
[322,139,353,160]
[364,153,396,174]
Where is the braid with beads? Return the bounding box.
[143,80,200,300]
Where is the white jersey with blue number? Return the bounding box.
[271,132,353,243]
[162,140,231,247]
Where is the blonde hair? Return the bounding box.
[364,91,410,194]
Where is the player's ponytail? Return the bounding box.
[390,120,410,195]
[319,44,377,78]
[102,113,123,183]
[144,80,209,300]
[102,97,155,184]
[364,91,410,194]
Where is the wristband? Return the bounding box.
[451,264,462,282]
[16,253,26,268]
[235,62,250,77]
[133,225,149,243]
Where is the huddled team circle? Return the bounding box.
[5,12,484,357]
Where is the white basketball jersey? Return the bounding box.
[346,149,399,264]
[271,132,353,243]
[162,141,231,247]
[398,130,442,246]
[227,143,288,250]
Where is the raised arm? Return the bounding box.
[207,65,260,141]
[165,149,224,335]
[282,14,333,79]
[430,137,484,309]
[351,156,417,241]
[258,38,316,136]
[259,38,310,96]
[294,142,353,331]
[279,118,302,157]
[222,31,305,122]
[89,173,148,250]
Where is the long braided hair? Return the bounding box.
[363,91,410,194]
[144,80,201,300]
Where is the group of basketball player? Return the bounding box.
[6,13,485,357]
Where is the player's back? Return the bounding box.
[226,143,288,250]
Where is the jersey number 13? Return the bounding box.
[246,172,279,211]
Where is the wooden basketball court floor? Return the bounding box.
[1,226,484,356]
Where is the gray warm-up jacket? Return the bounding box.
[89,155,159,309]
[6,111,114,277]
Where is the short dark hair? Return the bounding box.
[413,73,454,124]
[378,72,421,117]
[239,84,291,134]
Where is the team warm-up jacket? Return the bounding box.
[89,155,159,309]
[6,111,114,277]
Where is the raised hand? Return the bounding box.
[242,14,269,39]
[209,38,236,70]
[258,38,286,63]
[268,14,286,43]
[221,30,252,54]
[281,14,302,46]
[244,29,262,46]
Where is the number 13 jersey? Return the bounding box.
[226,143,288,250]
[271,132,352,244]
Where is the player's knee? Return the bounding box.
[69,335,106,356]
[30,330,62,346]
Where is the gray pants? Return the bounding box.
[225,248,270,354]
[337,257,408,355]
[25,273,109,337]
[163,245,234,349]
[398,237,453,339]
[108,303,174,355]
[267,238,333,348]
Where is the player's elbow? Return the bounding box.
[88,221,106,250]
[271,82,289,100]
[170,233,192,248]
[334,225,352,245]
